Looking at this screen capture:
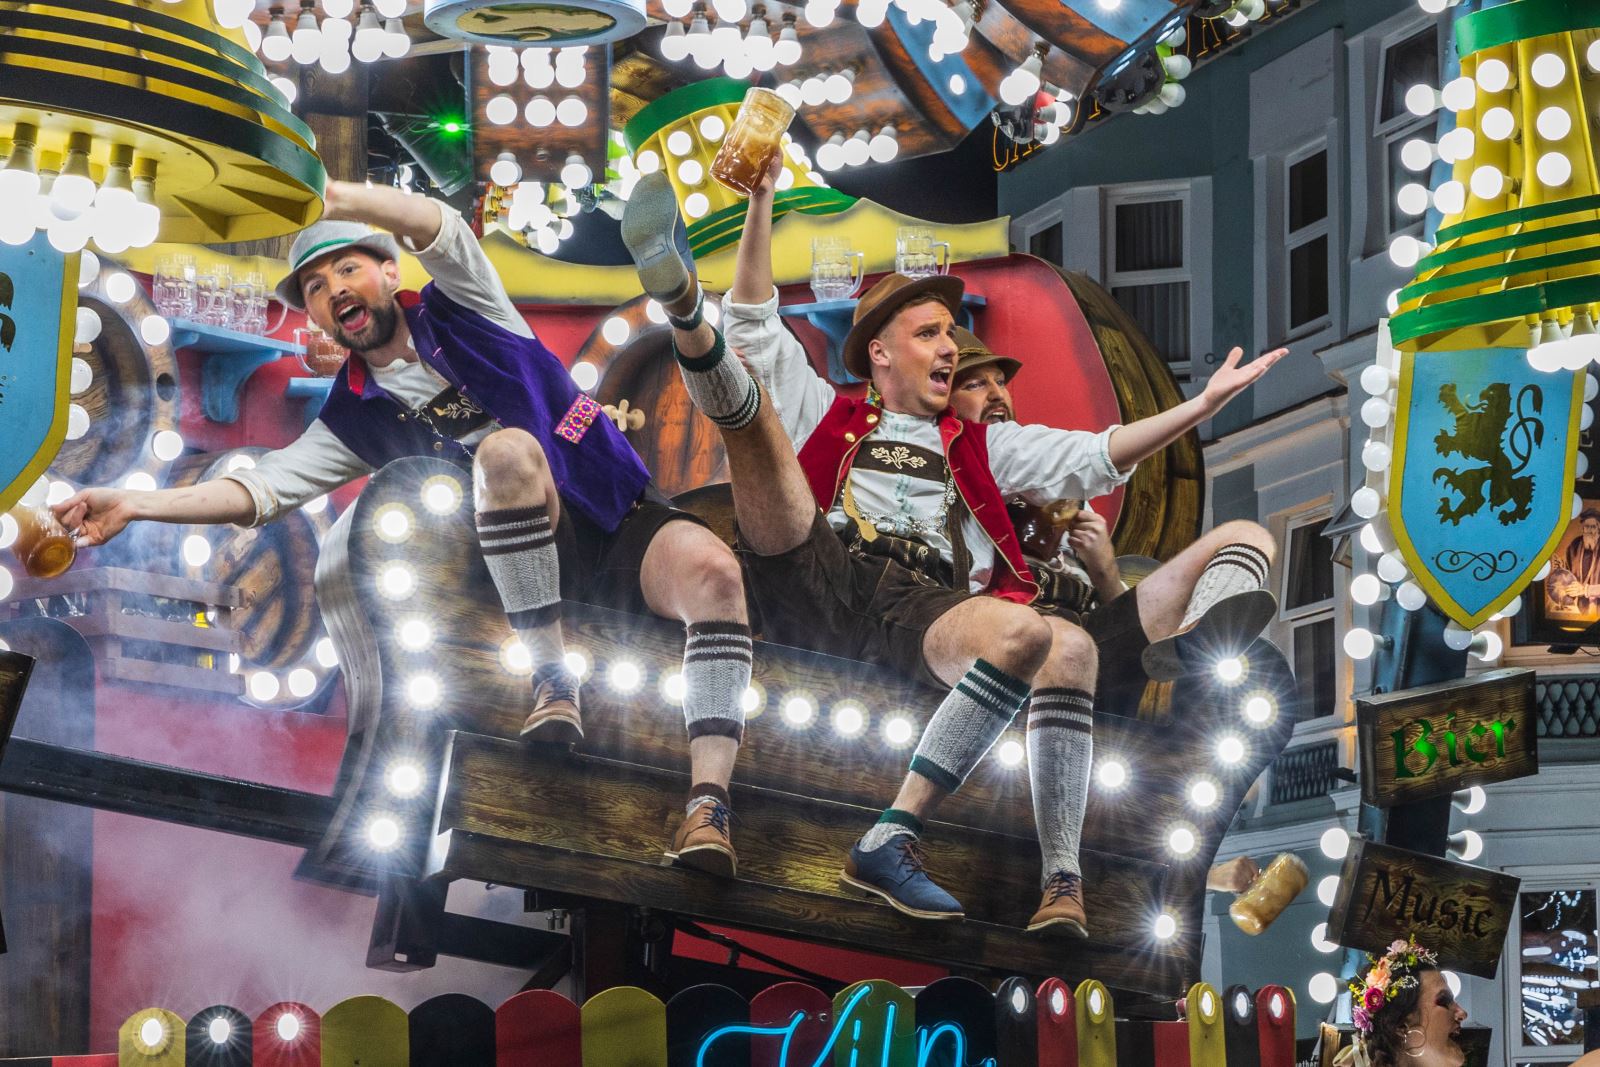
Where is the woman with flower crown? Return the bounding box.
[1336,938,1466,1067]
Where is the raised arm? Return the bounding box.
[1107,345,1289,471]
[722,156,834,446]
[731,157,779,305]
[321,179,445,251]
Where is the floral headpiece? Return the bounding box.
[1349,937,1438,1034]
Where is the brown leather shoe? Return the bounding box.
[665,801,737,877]
[520,666,583,744]
[1027,870,1089,937]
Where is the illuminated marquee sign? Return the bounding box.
[697,985,986,1067]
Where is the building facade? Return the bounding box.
[1000,1,1600,1061]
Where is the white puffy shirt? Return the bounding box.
[720,287,1135,592]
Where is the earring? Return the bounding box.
[1402,1028,1426,1058]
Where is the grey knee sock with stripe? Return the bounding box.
[1027,687,1094,883]
[682,621,753,741]
[859,808,924,852]
[476,504,565,669]
[1179,543,1272,632]
[909,658,1032,793]
[675,329,761,431]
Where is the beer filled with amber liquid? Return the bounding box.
[710,87,797,197]
[9,503,77,579]
[1005,498,1083,561]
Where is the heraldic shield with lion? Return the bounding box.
[1388,347,1587,629]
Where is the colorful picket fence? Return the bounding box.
[1,979,1297,1067]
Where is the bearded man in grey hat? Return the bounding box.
[54,180,755,877]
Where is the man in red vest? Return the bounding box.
[949,329,1278,718]
[622,159,1285,935]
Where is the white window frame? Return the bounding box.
[1283,140,1335,342]
[1279,508,1339,731]
[1370,17,1442,250]
[1501,875,1600,1062]
[1102,179,1198,381]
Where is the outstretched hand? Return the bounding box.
[1201,346,1289,414]
[51,487,136,548]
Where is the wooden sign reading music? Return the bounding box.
[1324,838,1520,979]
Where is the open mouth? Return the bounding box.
[982,405,1010,424]
[929,366,952,393]
[334,298,371,334]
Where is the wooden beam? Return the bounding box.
[0,738,334,848]
[428,730,1191,994]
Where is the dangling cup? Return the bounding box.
[810,236,864,301]
[9,503,77,579]
[711,87,797,197]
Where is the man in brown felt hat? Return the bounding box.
[949,329,1279,718]
[620,157,1285,934]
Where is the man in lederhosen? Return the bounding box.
[619,158,1286,935]
[55,180,753,876]
[948,328,1279,718]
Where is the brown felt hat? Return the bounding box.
[842,273,966,381]
[952,326,1022,384]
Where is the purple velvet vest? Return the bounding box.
[315,284,650,532]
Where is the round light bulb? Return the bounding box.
[1343,627,1377,660]
[1531,52,1567,88]
[1476,57,1512,92]
[1480,106,1515,142]
[1097,758,1128,789]
[1350,573,1385,605]
[1538,152,1572,188]
[1320,826,1351,859]
[1537,106,1573,142]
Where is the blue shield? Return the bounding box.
[0,234,75,513]
[1388,348,1585,628]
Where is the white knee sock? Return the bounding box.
[1027,687,1094,883]
[1178,543,1271,631]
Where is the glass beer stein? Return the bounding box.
[710,87,796,197]
[810,236,864,301]
[9,503,77,579]
[1228,852,1310,935]
[1007,498,1083,560]
[895,225,950,279]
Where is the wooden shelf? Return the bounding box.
[170,318,305,425]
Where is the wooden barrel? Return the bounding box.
[592,328,728,498]
[117,447,336,706]
[50,270,181,489]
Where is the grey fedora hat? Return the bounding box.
[273,219,402,310]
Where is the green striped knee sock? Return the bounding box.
[909,658,1031,792]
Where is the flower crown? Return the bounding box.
[1348,937,1439,1034]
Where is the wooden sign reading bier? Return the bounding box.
[1325,838,1520,979]
[1356,668,1537,808]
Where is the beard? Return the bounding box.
[329,296,401,353]
[981,402,1014,424]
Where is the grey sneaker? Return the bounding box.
[621,172,697,308]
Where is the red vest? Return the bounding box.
[796,395,1039,603]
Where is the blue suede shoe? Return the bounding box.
[841,836,964,920]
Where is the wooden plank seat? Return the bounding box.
[310,458,1301,996]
